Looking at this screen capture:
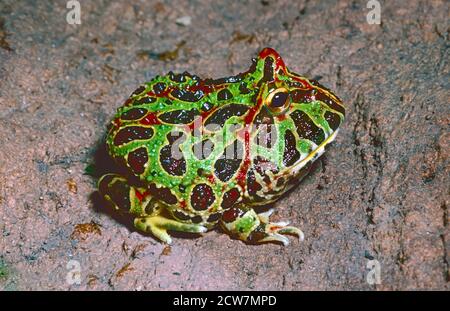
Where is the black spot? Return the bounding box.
[153,82,167,95]
[160,145,186,176]
[197,168,205,177]
[148,183,178,205]
[168,71,187,83]
[246,169,263,198]
[282,129,301,167]
[171,89,204,102]
[259,57,274,84]
[127,147,148,175]
[178,184,187,193]
[124,98,133,106]
[131,85,146,96]
[114,126,154,146]
[206,75,242,85]
[239,82,251,94]
[214,140,243,182]
[190,184,215,211]
[207,213,221,223]
[191,215,203,224]
[205,104,249,130]
[324,111,341,131]
[290,110,325,145]
[174,211,190,221]
[159,109,199,124]
[217,89,233,101]
[135,96,157,105]
[160,132,186,176]
[121,108,147,120]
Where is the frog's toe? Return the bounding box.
[134,215,207,244]
[221,207,304,246]
[258,222,305,246]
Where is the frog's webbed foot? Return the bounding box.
[221,207,304,246]
[134,215,207,244]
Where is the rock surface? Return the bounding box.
[0,0,448,290]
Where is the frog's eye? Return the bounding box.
[266,88,290,114]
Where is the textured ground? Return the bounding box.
[0,0,448,290]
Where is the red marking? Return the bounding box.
[146,88,171,98]
[259,48,313,89]
[140,112,160,125]
[135,189,150,203]
[207,174,215,184]
[180,200,187,209]
[276,114,287,122]
[124,98,133,106]
[290,75,313,89]
[186,83,213,94]
[258,47,286,71]
[113,117,122,128]
[234,97,264,189]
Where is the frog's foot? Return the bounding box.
[134,215,207,244]
[221,207,304,246]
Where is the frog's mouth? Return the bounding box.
[247,129,340,205]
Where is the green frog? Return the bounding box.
[98,48,345,245]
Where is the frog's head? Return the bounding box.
[251,47,344,118]
[241,48,345,198]
[251,48,295,116]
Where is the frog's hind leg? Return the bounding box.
[98,174,206,244]
[134,215,207,245]
[98,173,149,215]
[220,206,304,246]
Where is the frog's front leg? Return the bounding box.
[220,206,304,246]
[134,215,207,244]
[98,174,206,244]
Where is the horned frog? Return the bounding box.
[98,48,345,245]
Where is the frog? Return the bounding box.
[98,47,345,245]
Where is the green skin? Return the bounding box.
[98,48,345,245]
